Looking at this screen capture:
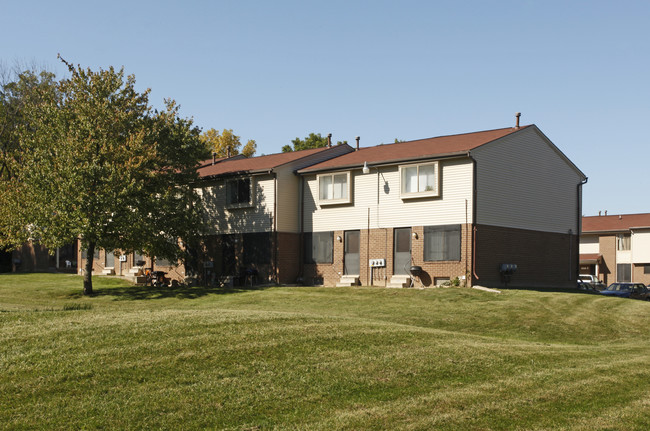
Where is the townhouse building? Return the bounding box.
[580,213,650,285]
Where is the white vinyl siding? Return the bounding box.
[199,173,275,234]
[304,158,473,232]
[632,230,650,263]
[579,235,599,254]
[471,127,584,234]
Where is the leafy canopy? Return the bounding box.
[0,57,209,294]
[200,128,256,158]
[282,132,347,153]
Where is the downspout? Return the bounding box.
[469,152,479,282]
[576,177,588,282]
[299,175,305,282]
[273,170,278,284]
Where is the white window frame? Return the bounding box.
[317,171,351,205]
[399,161,440,199]
[225,176,254,209]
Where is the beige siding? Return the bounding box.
[199,173,274,234]
[632,230,650,263]
[471,127,583,234]
[303,158,474,232]
[275,167,300,233]
[580,235,599,254]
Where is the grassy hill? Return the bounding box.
[1,273,649,430]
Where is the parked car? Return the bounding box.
[600,283,650,300]
[577,274,606,291]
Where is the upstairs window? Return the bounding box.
[616,234,631,251]
[318,172,350,205]
[400,161,439,199]
[226,177,252,207]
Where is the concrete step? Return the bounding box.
[387,275,411,288]
[336,275,359,287]
[101,268,115,275]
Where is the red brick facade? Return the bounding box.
[474,224,579,288]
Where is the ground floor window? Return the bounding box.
[243,232,271,266]
[644,264,650,274]
[105,251,115,267]
[81,247,100,260]
[156,257,172,267]
[305,231,333,264]
[617,263,631,282]
[424,224,461,261]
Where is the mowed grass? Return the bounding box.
[2,274,650,430]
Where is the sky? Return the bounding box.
[1,0,648,217]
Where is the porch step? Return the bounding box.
[387,274,411,288]
[129,267,143,275]
[101,268,115,275]
[336,275,360,287]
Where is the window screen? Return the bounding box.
[305,232,333,264]
[424,225,461,261]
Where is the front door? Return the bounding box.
[394,227,411,275]
[344,230,360,275]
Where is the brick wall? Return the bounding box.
[303,225,473,287]
[598,235,615,285]
[276,232,300,284]
[473,224,578,288]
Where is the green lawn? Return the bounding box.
[2,273,650,430]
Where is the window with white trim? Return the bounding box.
[226,177,252,208]
[400,161,439,198]
[318,172,350,204]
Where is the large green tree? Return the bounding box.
[200,128,256,158]
[0,58,208,295]
[282,132,346,152]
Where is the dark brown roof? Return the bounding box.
[582,213,650,233]
[579,253,602,263]
[197,146,339,178]
[298,126,530,173]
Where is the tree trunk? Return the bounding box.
[83,241,95,295]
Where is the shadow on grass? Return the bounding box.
[81,283,275,301]
[500,285,603,296]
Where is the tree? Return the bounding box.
[200,128,256,158]
[282,132,347,152]
[0,57,208,295]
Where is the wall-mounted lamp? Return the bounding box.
[336,235,342,242]
[412,232,418,240]
[362,161,370,174]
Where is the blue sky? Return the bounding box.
[2,0,648,216]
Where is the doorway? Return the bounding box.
[344,230,360,275]
[394,227,411,275]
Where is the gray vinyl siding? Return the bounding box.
[199,173,275,234]
[303,158,474,232]
[471,127,584,234]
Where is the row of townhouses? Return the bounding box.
[4,122,600,289]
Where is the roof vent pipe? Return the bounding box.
[227,147,231,158]
[599,210,601,216]
[212,152,217,165]
[515,112,521,129]
[355,136,360,151]
[327,133,332,148]
[605,210,608,216]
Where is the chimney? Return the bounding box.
[227,147,231,158]
[598,210,601,216]
[515,112,521,129]
[212,152,217,165]
[605,210,608,216]
[355,136,360,151]
[327,133,332,148]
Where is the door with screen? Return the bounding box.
[344,230,360,275]
[394,228,411,275]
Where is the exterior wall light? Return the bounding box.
[362,161,370,174]
[337,235,342,242]
[412,232,418,240]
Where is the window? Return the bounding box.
[243,233,271,265]
[424,225,461,261]
[226,177,252,207]
[616,234,631,251]
[156,257,172,267]
[318,172,350,204]
[644,264,650,275]
[81,248,100,260]
[105,251,115,268]
[400,162,439,198]
[305,232,334,264]
[617,263,631,282]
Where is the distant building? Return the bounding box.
[580,213,650,285]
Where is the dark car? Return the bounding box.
[600,283,650,300]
